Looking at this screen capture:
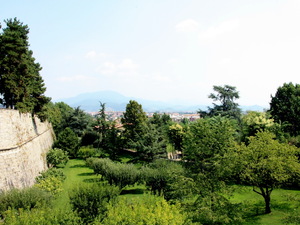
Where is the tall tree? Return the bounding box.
[199,85,241,120]
[121,100,147,144]
[0,18,50,117]
[238,131,300,214]
[270,82,300,136]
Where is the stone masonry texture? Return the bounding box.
[0,109,55,191]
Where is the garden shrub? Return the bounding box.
[3,207,81,225]
[69,183,120,223]
[77,146,97,159]
[99,195,189,225]
[35,168,66,195]
[46,148,69,168]
[140,159,192,200]
[35,168,66,183]
[89,158,140,189]
[0,187,52,218]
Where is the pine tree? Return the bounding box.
[0,18,50,118]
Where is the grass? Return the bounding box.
[230,185,300,224]
[53,158,100,209]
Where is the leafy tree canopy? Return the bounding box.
[238,131,300,214]
[199,85,241,120]
[270,82,300,135]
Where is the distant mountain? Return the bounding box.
[55,90,265,113]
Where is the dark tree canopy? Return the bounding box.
[121,100,147,143]
[0,18,50,118]
[270,82,300,136]
[199,85,241,120]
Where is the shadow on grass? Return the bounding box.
[83,178,102,183]
[120,188,145,195]
[78,172,95,176]
[70,164,87,168]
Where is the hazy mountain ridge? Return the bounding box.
[55,90,266,112]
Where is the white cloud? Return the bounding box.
[175,19,199,33]
[96,58,139,77]
[198,19,240,41]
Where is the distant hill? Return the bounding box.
[55,90,266,113]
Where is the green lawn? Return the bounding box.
[230,185,300,225]
[53,159,100,209]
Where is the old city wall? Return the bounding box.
[0,109,55,191]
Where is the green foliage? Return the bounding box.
[140,159,194,201]
[34,176,63,195]
[81,130,99,146]
[69,183,120,223]
[2,207,81,225]
[238,131,300,213]
[66,106,93,137]
[54,127,79,158]
[46,148,69,167]
[0,18,50,118]
[168,123,185,151]
[130,122,166,162]
[90,158,140,189]
[189,192,244,225]
[35,168,66,183]
[35,168,66,195]
[183,116,237,177]
[121,100,147,144]
[199,85,241,120]
[0,187,52,218]
[77,146,97,159]
[100,195,189,225]
[270,82,300,135]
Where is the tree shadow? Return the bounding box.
[77,172,95,176]
[70,164,87,168]
[83,178,102,183]
[120,188,145,195]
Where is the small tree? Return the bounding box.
[46,148,69,167]
[69,183,119,223]
[239,131,300,214]
[54,127,79,158]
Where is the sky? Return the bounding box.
[2,0,300,107]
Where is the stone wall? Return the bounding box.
[0,109,55,191]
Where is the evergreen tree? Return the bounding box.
[0,18,50,118]
[121,100,147,144]
[199,85,241,120]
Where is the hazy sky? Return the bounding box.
[2,0,300,107]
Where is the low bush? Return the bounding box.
[77,146,97,159]
[35,168,66,195]
[3,207,81,225]
[69,183,120,223]
[0,187,52,218]
[46,148,69,168]
[89,158,140,189]
[100,195,189,225]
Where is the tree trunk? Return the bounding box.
[264,193,271,214]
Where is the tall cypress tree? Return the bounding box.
[0,18,50,119]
